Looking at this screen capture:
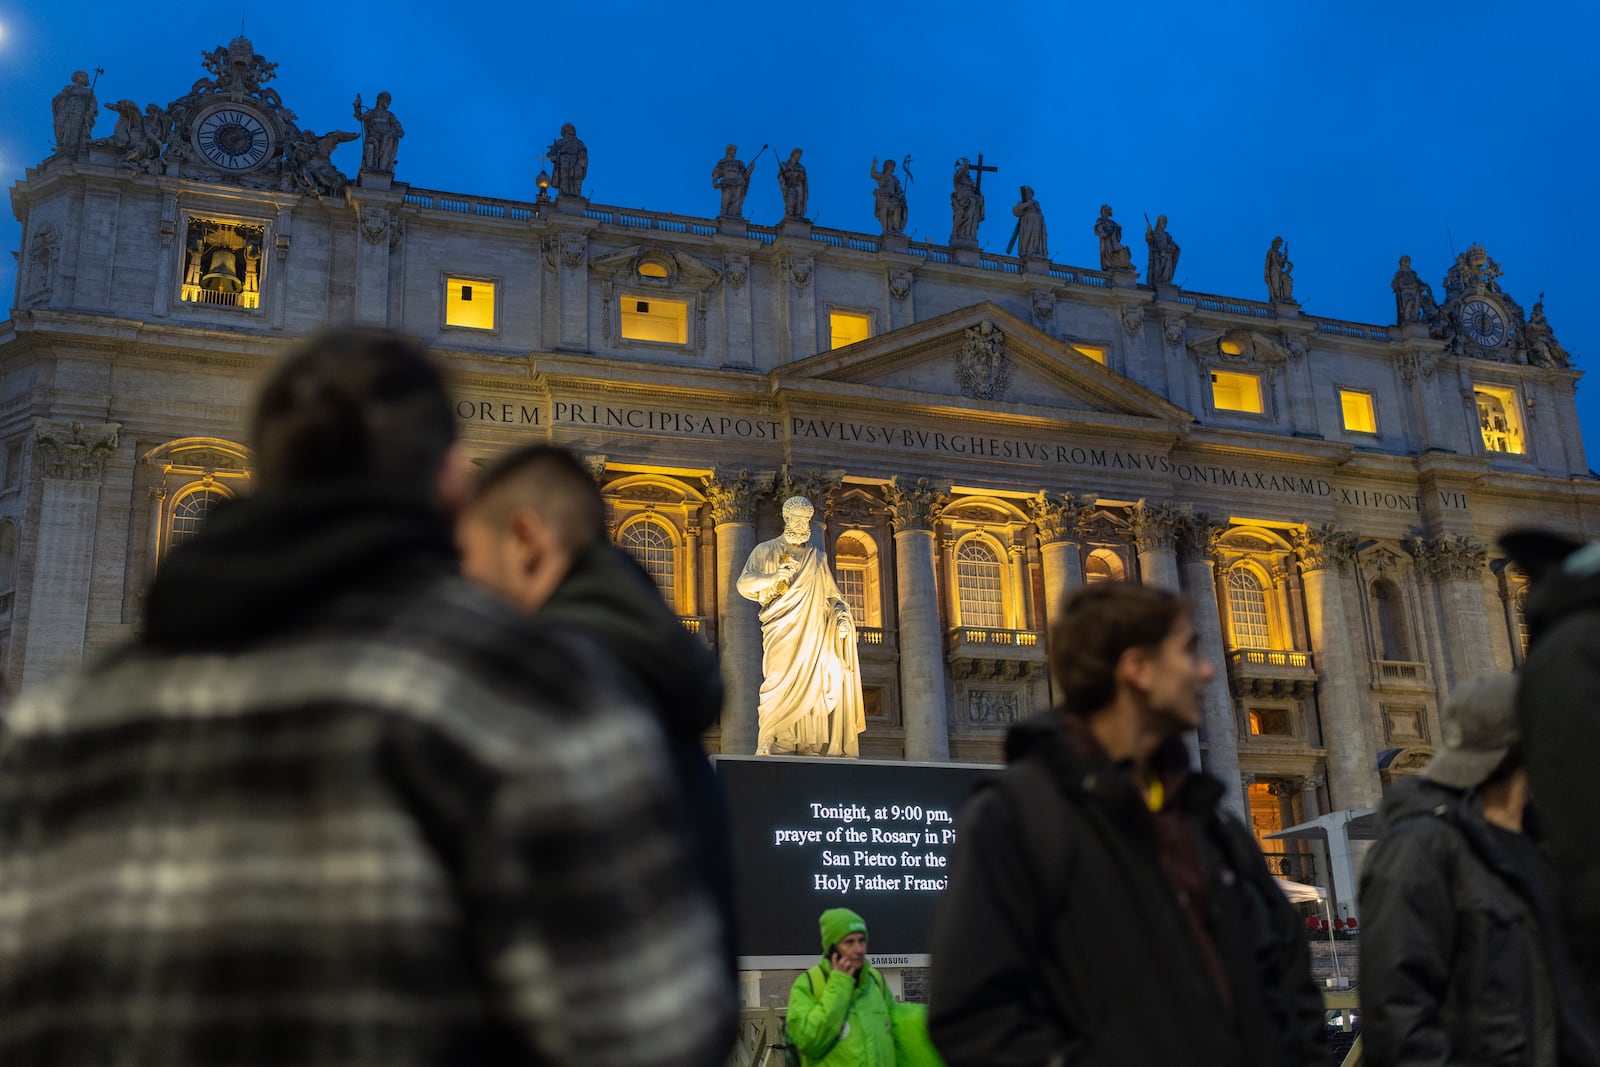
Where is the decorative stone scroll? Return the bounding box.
[778,465,845,511]
[1128,499,1185,553]
[702,469,774,526]
[1030,491,1096,547]
[1176,512,1225,563]
[1292,523,1358,575]
[1404,534,1488,582]
[884,476,950,532]
[34,419,120,481]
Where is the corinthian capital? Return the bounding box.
[1030,491,1097,546]
[778,465,845,511]
[702,469,774,526]
[1177,512,1225,564]
[1405,533,1488,582]
[884,476,950,532]
[1293,523,1357,575]
[34,419,120,482]
[1128,499,1184,553]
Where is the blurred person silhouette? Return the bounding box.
[0,328,735,1067]
[1360,672,1600,1067]
[456,443,735,980]
[928,582,1323,1067]
[1501,528,1600,1023]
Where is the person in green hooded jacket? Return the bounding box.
[787,908,936,1067]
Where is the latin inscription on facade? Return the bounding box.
[455,396,1469,510]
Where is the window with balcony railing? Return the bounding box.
[1227,568,1271,648]
[956,539,1005,628]
[619,518,676,605]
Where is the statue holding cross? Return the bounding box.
[949,156,988,247]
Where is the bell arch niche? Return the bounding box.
[179,214,269,311]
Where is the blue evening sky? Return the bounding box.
[3,1,1597,465]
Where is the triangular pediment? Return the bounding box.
[775,301,1192,423]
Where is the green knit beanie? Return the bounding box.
[819,907,868,953]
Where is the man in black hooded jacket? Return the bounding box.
[928,582,1323,1067]
[1501,528,1600,1024]
[456,443,735,973]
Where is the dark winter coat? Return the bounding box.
[536,541,737,967]
[1359,776,1558,1067]
[926,713,1324,1067]
[0,487,735,1067]
[1517,555,1600,1018]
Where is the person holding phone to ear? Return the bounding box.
[787,908,942,1066]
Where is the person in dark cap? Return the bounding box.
[1501,528,1600,1023]
[1360,672,1600,1067]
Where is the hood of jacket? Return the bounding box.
[142,485,456,653]
[1376,775,1526,881]
[536,541,723,739]
[1003,710,1220,814]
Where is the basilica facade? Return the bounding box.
[8,39,1596,865]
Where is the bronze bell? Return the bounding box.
[200,246,242,293]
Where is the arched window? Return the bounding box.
[834,531,882,627]
[1084,548,1125,584]
[170,488,227,550]
[956,539,1005,628]
[1226,567,1271,649]
[619,518,676,605]
[1372,579,1413,661]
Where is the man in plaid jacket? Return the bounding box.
[0,328,736,1066]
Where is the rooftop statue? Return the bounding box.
[870,156,908,236]
[949,158,984,245]
[287,128,358,199]
[712,144,756,219]
[1265,236,1296,303]
[353,91,404,173]
[51,70,98,157]
[1391,255,1430,325]
[1010,186,1047,258]
[736,496,865,758]
[1525,296,1570,369]
[547,122,588,198]
[778,148,808,220]
[1145,213,1180,286]
[1095,205,1134,273]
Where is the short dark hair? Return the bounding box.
[251,329,455,499]
[467,444,605,553]
[1049,582,1189,714]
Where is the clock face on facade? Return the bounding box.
[193,106,274,173]
[1461,299,1507,348]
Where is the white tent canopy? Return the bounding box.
[1266,808,1377,920]
[1273,877,1327,904]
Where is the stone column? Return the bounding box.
[885,477,952,763]
[702,469,774,754]
[20,420,120,689]
[1294,524,1381,811]
[1129,500,1182,590]
[549,230,590,352]
[352,197,401,325]
[1127,500,1194,763]
[1179,515,1243,817]
[1406,534,1493,698]
[684,520,702,618]
[1298,774,1332,889]
[1030,492,1095,630]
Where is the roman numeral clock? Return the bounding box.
[1460,298,1508,349]
[193,104,275,173]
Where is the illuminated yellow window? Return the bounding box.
[446,277,496,330]
[1071,344,1106,364]
[1475,385,1525,454]
[830,310,872,349]
[1211,370,1264,413]
[621,295,688,345]
[1340,390,1377,434]
[1219,338,1246,356]
[637,259,670,279]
